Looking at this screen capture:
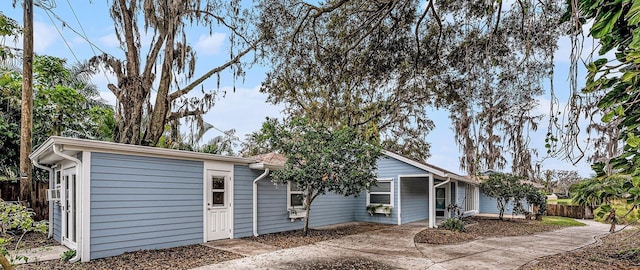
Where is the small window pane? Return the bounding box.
[212,176,224,189]
[369,194,390,205]
[290,194,304,207]
[370,182,391,192]
[213,192,224,206]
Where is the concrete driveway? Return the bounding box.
[193,219,610,270]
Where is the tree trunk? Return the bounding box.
[303,189,313,236]
[0,255,14,270]
[19,0,34,208]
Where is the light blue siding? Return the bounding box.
[356,156,430,224]
[52,203,61,242]
[457,183,467,207]
[233,166,358,238]
[479,191,529,215]
[89,152,204,260]
[232,165,255,238]
[399,177,428,223]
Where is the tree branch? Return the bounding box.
[168,39,261,101]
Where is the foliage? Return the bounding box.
[0,12,20,60]
[366,204,391,216]
[0,55,115,181]
[540,216,586,227]
[440,218,466,233]
[90,0,261,146]
[480,173,545,220]
[572,174,639,226]
[259,117,382,234]
[0,201,48,270]
[258,0,563,173]
[525,186,547,215]
[564,0,640,229]
[60,249,76,262]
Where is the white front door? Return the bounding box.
[61,167,77,249]
[206,171,231,241]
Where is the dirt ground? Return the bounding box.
[520,228,640,270]
[17,222,390,270]
[414,216,567,244]
[17,219,637,270]
[246,222,392,249]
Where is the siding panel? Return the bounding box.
[356,157,430,224]
[479,191,529,215]
[90,152,203,260]
[399,177,428,223]
[53,203,61,242]
[233,165,357,238]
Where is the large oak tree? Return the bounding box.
[257,0,564,177]
[91,0,261,146]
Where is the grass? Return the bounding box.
[594,200,638,224]
[541,216,586,227]
[547,198,576,205]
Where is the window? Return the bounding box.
[287,182,304,209]
[367,178,393,206]
[211,176,225,207]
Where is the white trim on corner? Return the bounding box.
[202,166,207,243]
[80,151,91,262]
[229,166,234,239]
[397,176,402,225]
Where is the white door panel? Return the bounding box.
[206,172,230,241]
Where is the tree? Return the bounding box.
[563,0,640,228]
[0,200,48,270]
[0,12,20,60]
[90,0,260,146]
[553,170,582,197]
[259,117,382,235]
[257,0,564,172]
[479,173,542,220]
[0,55,114,181]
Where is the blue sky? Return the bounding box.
[1,1,596,177]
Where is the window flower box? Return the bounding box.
[288,207,307,222]
[366,204,392,217]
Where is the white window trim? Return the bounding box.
[366,178,394,207]
[287,182,305,209]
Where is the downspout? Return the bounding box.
[252,168,269,237]
[52,145,82,263]
[429,176,451,228]
[31,158,54,238]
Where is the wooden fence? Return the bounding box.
[0,181,49,221]
[546,204,586,219]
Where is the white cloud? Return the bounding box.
[99,33,120,48]
[33,21,58,53]
[7,21,58,53]
[202,85,283,143]
[195,33,226,56]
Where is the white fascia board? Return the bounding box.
[248,163,284,170]
[37,136,256,164]
[382,150,446,177]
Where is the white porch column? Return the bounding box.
[428,173,435,228]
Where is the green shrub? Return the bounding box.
[440,218,466,232]
[60,249,76,262]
